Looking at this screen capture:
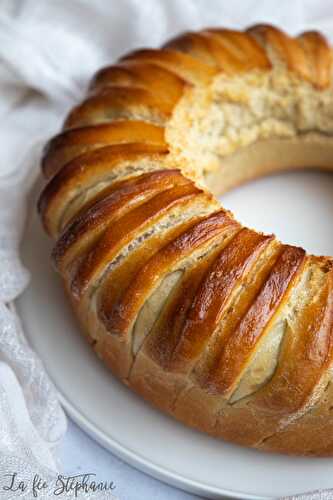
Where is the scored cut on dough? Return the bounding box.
[38,24,333,456]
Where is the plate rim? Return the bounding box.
[53,385,270,500]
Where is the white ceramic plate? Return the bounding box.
[17,171,333,499]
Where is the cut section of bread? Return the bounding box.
[38,24,333,455]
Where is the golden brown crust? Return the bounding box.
[163,229,274,373]
[205,245,306,396]
[89,61,185,105]
[37,24,333,456]
[120,48,217,85]
[64,86,173,129]
[255,271,333,415]
[38,144,169,236]
[52,168,189,271]
[247,24,332,88]
[98,209,239,335]
[297,31,332,89]
[71,182,203,301]
[42,121,166,179]
[164,29,271,72]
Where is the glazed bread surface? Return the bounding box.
[38,25,333,455]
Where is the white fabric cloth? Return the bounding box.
[1,1,333,499]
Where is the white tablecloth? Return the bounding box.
[60,419,198,500]
[2,1,333,499]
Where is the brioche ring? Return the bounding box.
[38,25,333,455]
